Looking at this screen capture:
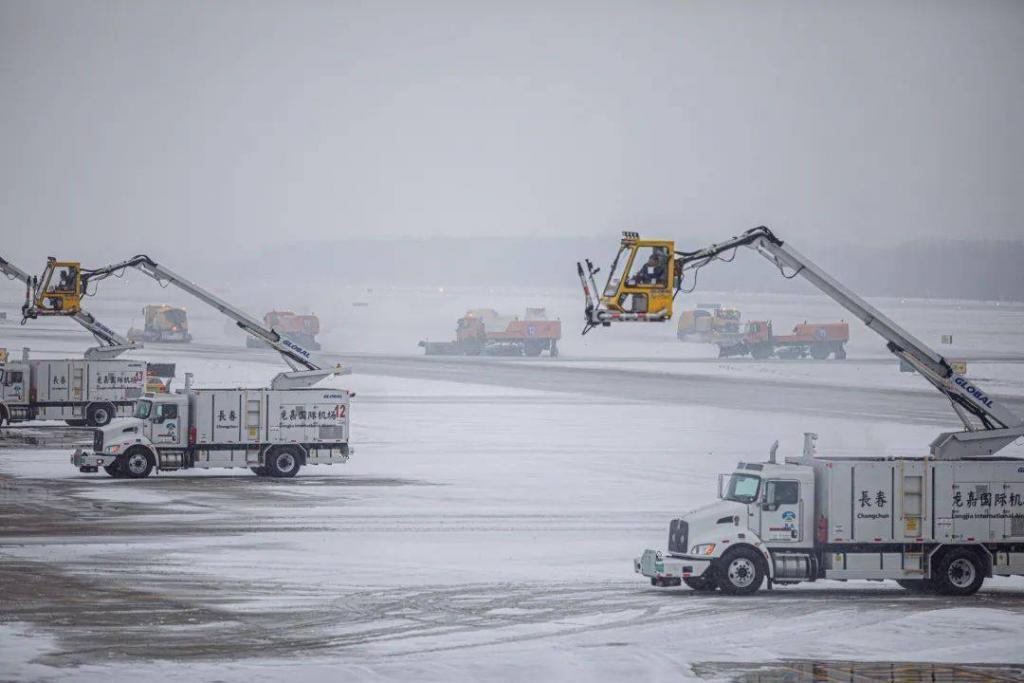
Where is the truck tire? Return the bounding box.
[524,341,544,357]
[932,548,985,596]
[266,448,301,478]
[121,448,154,479]
[750,344,772,360]
[715,547,765,595]
[683,576,717,592]
[896,579,935,593]
[810,343,831,360]
[833,344,847,360]
[86,403,114,427]
[104,462,124,478]
[250,466,268,477]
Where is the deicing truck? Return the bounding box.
[0,349,163,426]
[636,434,1024,595]
[73,375,350,478]
[578,226,1024,595]
[19,254,352,478]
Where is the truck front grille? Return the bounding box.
[93,430,104,452]
[668,519,688,555]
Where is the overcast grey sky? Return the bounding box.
[2,0,1022,264]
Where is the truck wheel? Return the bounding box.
[750,344,772,360]
[896,579,935,593]
[810,343,831,360]
[104,462,124,478]
[549,341,559,358]
[683,576,717,592]
[524,341,543,357]
[86,403,114,427]
[833,345,847,360]
[933,548,985,596]
[715,547,765,595]
[122,448,154,479]
[266,448,301,478]
[250,466,268,477]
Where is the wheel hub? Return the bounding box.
[948,558,975,588]
[127,454,148,474]
[728,558,755,587]
[277,453,295,472]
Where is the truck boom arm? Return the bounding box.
[77,255,344,388]
[0,256,138,360]
[583,226,1023,458]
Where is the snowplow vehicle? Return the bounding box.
[717,320,849,359]
[419,308,561,357]
[247,311,321,350]
[579,226,1024,595]
[676,304,742,344]
[128,304,191,343]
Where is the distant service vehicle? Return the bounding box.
[0,348,173,427]
[677,304,742,344]
[128,304,192,343]
[420,308,561,357]
[717,320,849,360]
[247,311,321,350]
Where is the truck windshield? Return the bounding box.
[724,474,761,503]
[134,400,153,419]
[603,246,630,296]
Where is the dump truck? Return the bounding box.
[73,375,351,478]
[676,304,743,344]
[717,320,849,359]
[0,348,173,427]
[247,311,321,350]
[128,304,191,343]
[636,434,1024,595]
[419,308,561,357]
[578,226,1024,595]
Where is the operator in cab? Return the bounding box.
[632,248,668,286]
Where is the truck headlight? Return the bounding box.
[691,544,716,556]
[109,445,121,454]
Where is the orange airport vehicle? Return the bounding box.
[420,308,561,357]
[718,320,849,360]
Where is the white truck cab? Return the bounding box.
[637,458,815,594]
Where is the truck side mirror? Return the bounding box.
[761,481,779,511]
[717,474,724,499]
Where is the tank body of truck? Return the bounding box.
[0,354,149,426]
[636,438,1024,595]
[246,311,321,350]
[73,384,351,478]
[718,321,849,360]
[420,308,561,357]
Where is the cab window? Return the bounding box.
[134,400,153,419]
[629,247,669,288]
[603,246,631,296]
[157,404,178,421]
[4,370,23,385]
[768,480,799,505]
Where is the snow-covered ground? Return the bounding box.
[2,289,1024,681]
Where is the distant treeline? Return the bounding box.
[250,237,1023,302]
